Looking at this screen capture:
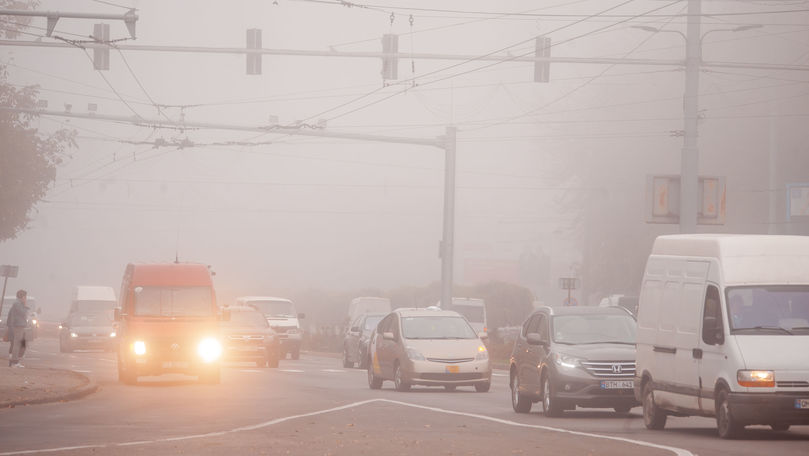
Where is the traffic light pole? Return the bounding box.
[680,0,702,234]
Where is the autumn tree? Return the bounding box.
[0,0,76,242]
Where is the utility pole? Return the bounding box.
[440,127,457,309]
[680,0,702,234]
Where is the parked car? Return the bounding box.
[59,311,117,352]
[220,305,280,368]
[510,306,639,416]
[367,307,491,392]
[342,312,386,368]
[636,234,809,438]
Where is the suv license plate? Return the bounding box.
[795,399,809,409]
[601,380,634,389]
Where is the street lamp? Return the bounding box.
[631,21,762,232]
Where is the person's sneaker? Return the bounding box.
[12,363,23,368]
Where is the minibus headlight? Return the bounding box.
[738,370,774,387]
[197,338,222,363]
[133,340,146,356]
[475,345,488,360]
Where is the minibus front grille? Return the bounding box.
[426,357,475,363]
[580,361,636,378]
[777,381,809,388]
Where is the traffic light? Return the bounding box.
[93,23,110,71]
[246,28,262,75]
[381,34,398,81]
[534,36,551,83]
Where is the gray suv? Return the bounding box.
[509,306,638,416]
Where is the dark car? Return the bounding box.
[509,306,639,416]
[221,306,281,368]
[59,311,118,352]
[342,312,385,369]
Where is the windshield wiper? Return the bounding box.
[734,326,794,335]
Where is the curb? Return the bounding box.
[0,369,98,409]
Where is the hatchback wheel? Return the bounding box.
[475,382,490,393]
[393,363,410,391]
[367,361,382,389]
[717,389,743,439]
[342,347,354,368]
[510,374,531,413]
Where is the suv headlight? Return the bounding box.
[198,338,223,363]
[133,340,146,355]
[738,370,774,387]
[406,347,425,361]
[475,345,488,360]
[553,352,582,369]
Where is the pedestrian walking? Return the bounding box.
[7,289,30,367]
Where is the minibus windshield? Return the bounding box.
[727,286,809,334]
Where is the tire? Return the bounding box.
[510,373,532,413]
[393,363,410,392]
[444,385,457,392]
[358,354,368,370]
[542,374,563,417]
[367,361,383,390]
[291,347,300,360]
[770,424,790,432]
[343,347,354,368]
[614,405,632,414]
[268,350,280,368]
[199,368,221,384]
[642,381,667,430]
[716,389,743,439]
[475,382,491,393]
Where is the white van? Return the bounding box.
[236,296,304,360]
[70,286,117,314]
[635,234,809,438]
[442,297,488,336]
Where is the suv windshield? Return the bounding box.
[74,300,116,313]
[401,316,477,340]
[133,286,212,317]
[227,311,268,328]
[249,300,296,317]
[727,286,809,334]
[551,314,636,344]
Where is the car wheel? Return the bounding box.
[716,388,743,439]
[475,382,490,393]
[642,381,667,430]
[358,353,368,370]
[367,360,383,390]
[343,347,354,368]
[393,363,410,391]
[542,374,563,417]
[291,347,300,360]
[510,374,532,413]
[614,405,632,414]
[770,423,790,432]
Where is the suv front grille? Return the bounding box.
[580,361,635,378]
[777,381,809,388]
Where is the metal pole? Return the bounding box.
[0,276,9,317]
[440,126,457,309]
[680,0,702,233]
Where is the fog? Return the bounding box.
[1,0,807,323]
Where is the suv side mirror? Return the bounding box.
[702,316,724,345]
[382,331,395,341]
[349,326,360,334]
[526,332,545,346]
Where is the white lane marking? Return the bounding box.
[321,369,345,373]
[279,369,304,373]
[238,370,261,373]
[71,370,91,373]
[0,399,694,456]
[492,373,508,377]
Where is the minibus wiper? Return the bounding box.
[736,326,794,335]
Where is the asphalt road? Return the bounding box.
[1,338,807,455]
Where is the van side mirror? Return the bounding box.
[702,316,724,345]
[382,331,395,341]
[350,326,360,334]
[298,313,306,319]
[113,308,121,322]
[526,333,545,346]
